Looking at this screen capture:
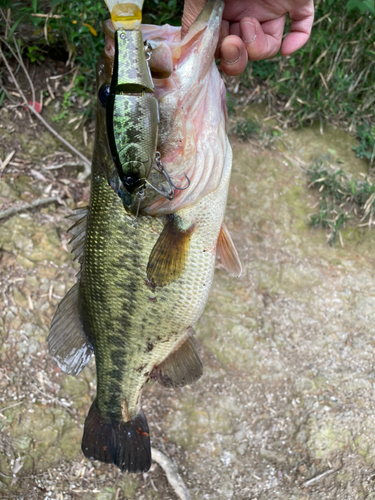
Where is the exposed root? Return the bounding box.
[151,447,191,500]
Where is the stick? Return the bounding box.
[13,36,35,109]
[151,447,191,500]
[302,468,335,487]
[0,197,59,220]
[44,161,84,170]
[31,13,62,19]
[0,35,35,109]
[0,400,24,413]
[0,150,15,171]
[0,44,91,171]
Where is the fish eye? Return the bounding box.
[98,85,111,107]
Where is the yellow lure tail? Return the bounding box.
[104,0,144,29]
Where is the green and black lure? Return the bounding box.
[99,28,190,210]
[106,30,158,197]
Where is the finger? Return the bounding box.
[240,16,285,61]
[219,35,248,76]
[281,4,315,55]
[229,22,241,38]
[215,20,230,59]
[148,42,173,79]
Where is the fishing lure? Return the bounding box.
[105,30,158,197]
[101,1,189,208]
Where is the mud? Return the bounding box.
[1,101,375,499]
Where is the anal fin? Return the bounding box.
[147,213,195,287]
[151,327,203,387]
[48,283,93,376]
[216,221,242,277]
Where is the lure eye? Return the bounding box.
[98,85,111,107]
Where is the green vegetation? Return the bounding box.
[0,0,183,115]
[307,162,375,244]
[0,0,373,167]
[235,117,261,139]
[234,116,282,148]
[353,122,375,164]
[0,0,107,76]
[241,0,375,134]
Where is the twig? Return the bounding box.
[0,150,15,171]
[0,472,12,479]
[44,161,85,170]
[0,197,59,220]
[0,44,91,171]
[151,447,191,500]
[12,36,35,109]
[43,159,91,181]
[0,400,24,413]
[302,468,336,487]
[31,13,62,19]
[0,8,11,38]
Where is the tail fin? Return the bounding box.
[81,400,151,473]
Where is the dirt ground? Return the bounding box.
[1,90,375,500]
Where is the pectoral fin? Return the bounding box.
[151,327,203,388]
[147,213,195,287]
[48,283,93,376]
[217,222,242,277]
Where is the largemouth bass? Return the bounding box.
[48,0,241,473]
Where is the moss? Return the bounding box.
[117,475,139,498]
[165,394,241,450]
[59,375,90,409]
[95,486,117,500]
[307,418,351,459]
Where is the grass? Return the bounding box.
[307,163,375,245]
[235,0,375,139]
[353,122,375,165]
[0,0,183,117]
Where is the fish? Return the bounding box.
[47,0,241,474]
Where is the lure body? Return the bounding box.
[106,30,159,201]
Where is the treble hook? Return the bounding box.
[131,187,146,226]
[147,152,190,200]
[144,40,153,61]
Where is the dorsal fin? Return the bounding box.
[151,327,203,387]
[147,213,195,287]
[216,222,242,277]
[48,283,93,376]
[67,206,88,263]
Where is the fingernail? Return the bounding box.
[242,21,257,43]
[221,44,241,66]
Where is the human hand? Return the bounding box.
[181,0,314,76]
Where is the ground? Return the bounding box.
[1,95,375,500]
